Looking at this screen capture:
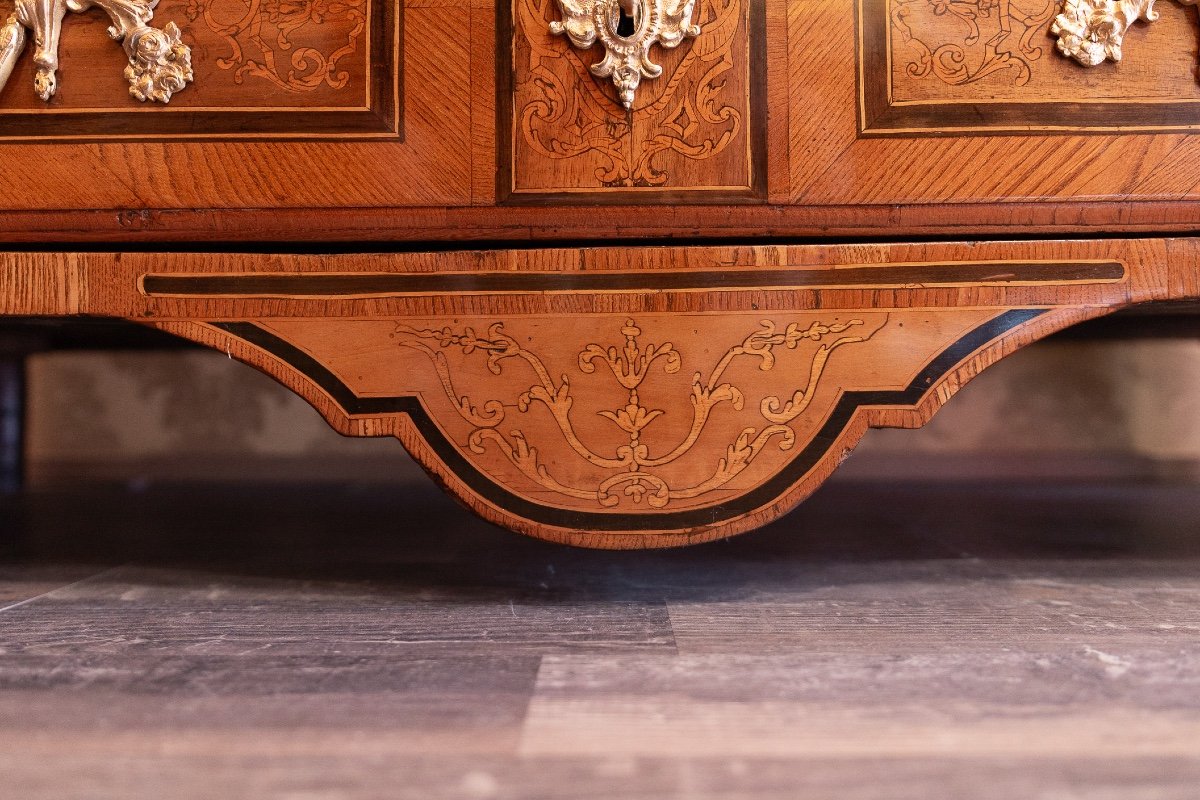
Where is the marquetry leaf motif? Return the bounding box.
[519,0,743,187]
[394,318,875,510]
[891,0,1200,88]
[184,0,367,91]
[0,0,193,102]
[891,0,1059,87]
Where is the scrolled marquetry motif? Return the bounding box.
[891,0,1200,83]
[891,0,1058,88]
[515,0,747,190]
[549,0,701,108]
[1051,0,1199,68]
[0,0,192,102]
[395,316,873,510]
[184,0,367,92]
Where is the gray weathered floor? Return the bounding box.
[1,478,1199,799]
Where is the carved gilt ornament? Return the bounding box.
[1052,0,1200,68]
[550,0,701,108]
[0,0,192,102]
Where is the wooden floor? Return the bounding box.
[1,477,1199,799]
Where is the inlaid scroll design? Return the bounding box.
[0,0,192,102]
[184,0,367,92]
[891,0,1058,87]
[1051,0,1199,68]
[889,0,1200,89]
[395,318,875,509]
[519,0,743,186]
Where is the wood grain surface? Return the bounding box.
[1,240,1196,545]
[1,0,1200,237]
[3,1,1199,542]
[862,0,1200,132]
[502,0,761,199]
[2,479,1199,797]
[0,0,400,138]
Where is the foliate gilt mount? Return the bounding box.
[550,0,701,108]
[1052,0,1199,68]
[0,0,192,102]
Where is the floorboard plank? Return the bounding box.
[1,479,1198,798]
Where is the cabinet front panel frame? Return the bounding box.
[0,0,402,142]
[857,0,1200,136]
[496,0,769,204]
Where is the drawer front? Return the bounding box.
[0,0,467,212]
[0,0,398,138]
[804,0,1200,204]
[859,0,1200,134]
[500,0,765,200]
[2,0,1200,236]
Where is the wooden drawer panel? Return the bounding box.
[0,0,398,139]
[797,0,1200,205]
[1,0,1200,235]
[501,0,763,199]
[0,0,472,211]
[861,0,1200,133]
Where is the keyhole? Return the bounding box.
[616,4,636,36]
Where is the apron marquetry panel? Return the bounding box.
[4,1,1200,545]
[3,240,1190,546]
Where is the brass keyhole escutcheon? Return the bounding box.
[549,0,702,108]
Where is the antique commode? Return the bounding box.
[0,0,1197,546]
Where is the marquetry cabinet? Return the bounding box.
[1,0,1198,546]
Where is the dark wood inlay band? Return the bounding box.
[144,261,1125,297]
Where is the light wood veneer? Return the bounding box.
[3,0,1200,544]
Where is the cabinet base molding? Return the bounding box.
[1,241,1193,547]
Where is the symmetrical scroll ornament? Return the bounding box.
[395,318,875,510]
[0,0,192,102]
[1051,0,1199,67]
[891,0,1058,87]
[550,0,701,107]
[184,0,366,92]
[520,0,743,187]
